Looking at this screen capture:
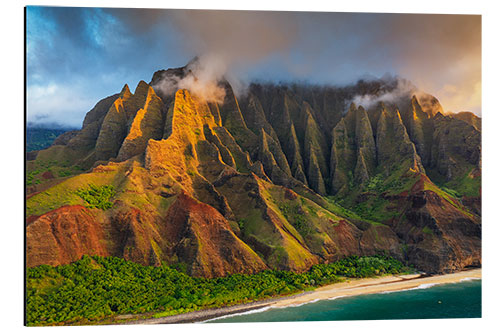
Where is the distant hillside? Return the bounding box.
[26,127,72,152]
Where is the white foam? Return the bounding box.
[379,277,481,295]
[379,283,439,294]
[202,305,272,323]
[380,290,402,294]
[277,294,349,307]
[283,298,322,308]
[459,277,481,282]
[203,278,481,322]
[413,283,439,289]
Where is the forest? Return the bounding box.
[26,255,410,326]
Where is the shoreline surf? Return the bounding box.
[270,268,481,309]
[126,268,481,325]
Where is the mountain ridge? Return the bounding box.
[26,61,481,276]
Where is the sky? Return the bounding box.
[26,7,481,128]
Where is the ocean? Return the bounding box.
[208,279,481,323]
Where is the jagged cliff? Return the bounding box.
[26,61,481,275]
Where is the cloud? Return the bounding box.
[380,14,481,115]
[165,10,298,67]
[153,54,228,103]
[27,82,100,128]
[26,7,482,128]
[140,10,302,102]
[351,77,417,111]
[160,10,481,114]
[436,81,482,115]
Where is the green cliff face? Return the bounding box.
[330,104,377,195]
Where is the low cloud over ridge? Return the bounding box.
[26,7,481,127]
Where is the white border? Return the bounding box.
[2,1,499,332]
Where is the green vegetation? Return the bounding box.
[26,255,410,326]
[26,169,42,186]
[441,173,481,198]
[237,219,246,233]
[332,168,420,223]
[331,194,393,225]
[58,169,73,178]
[365,174,384,191]
[366,165,418,196]
[427,167,481,199]
[422,226,434,235]
[324,196,361,220]
[351,196,394,223]
[278,203,310,235]
[26,167,120,217]
[26,160,58,186]
[26,158,83,187]
[75,184,116,210]
[423,181,473,217]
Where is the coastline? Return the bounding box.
[127,268,481,325]
[271,268,481,309]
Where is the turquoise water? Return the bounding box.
[209,279,481,323]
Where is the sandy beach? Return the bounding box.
[272,269,481,308]
[126,268,481,325]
